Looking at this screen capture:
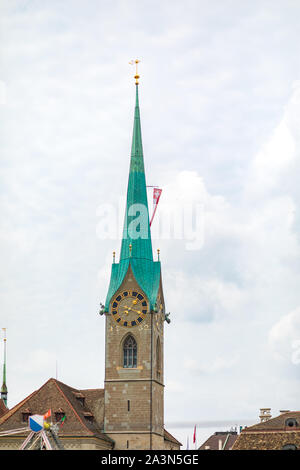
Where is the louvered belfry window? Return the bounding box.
[123,335,137,368]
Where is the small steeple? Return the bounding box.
[1,328,7,407]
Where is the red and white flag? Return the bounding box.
[150,188,162,227]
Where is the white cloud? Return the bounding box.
[1,0,300,434]
[184,354,239,375]
[269,307,300,365]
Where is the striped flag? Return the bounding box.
[150,188,162,226]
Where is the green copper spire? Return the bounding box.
[104,79,161,312]
[120,84,153,262]
[1,329,7,407]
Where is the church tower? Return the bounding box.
[102,65,167,450]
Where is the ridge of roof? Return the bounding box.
[0,377,113,444]
[243,411,300,432]
[53,379,95,436]
[164,428,182,446]
[0,377,52,426]
[199,432,238,450]
[79,388,104,392]
[51,379,113,443]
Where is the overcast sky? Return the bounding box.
[1,0,300,447]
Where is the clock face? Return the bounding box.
[111,290,148,327]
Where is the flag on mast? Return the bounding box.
[193,425,197,447]
[150,187,162,227]
[44,409,51,420]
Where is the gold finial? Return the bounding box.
[113,251,116,263]
[129,59,140,84]
[2,328,6,342]
[157,249,160,261]
[129,243,132,256]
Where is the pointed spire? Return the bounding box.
[120,80,153,262]
[104,69,161,313]
[1,328,7,407]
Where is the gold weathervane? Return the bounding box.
[129,59,140,84]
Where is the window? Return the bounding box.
[123,335,137,368]
[282,444,297,450]
[156,337,161,380]
[285,418,298,428]
[83,412,94,422]
[55,411,65,423]
[22,409,31,422]
[73,392,85,406]
[127,400,130,412]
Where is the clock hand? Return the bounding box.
[130,308,142,314]
[121,305,130,315]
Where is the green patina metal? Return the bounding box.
[105,84,161,311]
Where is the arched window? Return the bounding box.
[156,337,161,380]
[123,335,137,368]
[282,444,297,450]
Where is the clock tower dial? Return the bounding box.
[111,290,148,327]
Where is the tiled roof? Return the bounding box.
[232,412,300,450]
[0,378,113,445]
[199,432,238,450]
[0,399,8,418]
[240,411,300,431]
[233,431,300,450]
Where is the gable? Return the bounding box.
[0,378,112,445]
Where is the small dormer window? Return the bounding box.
[55,409,65,423]
[282,444,297,450]
[285,418,298,428]
[22,408,31,422]
[73,392,85,406]
[83,412,94,422]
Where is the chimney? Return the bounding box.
[259,408,272,422]
[218,439,223,450]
